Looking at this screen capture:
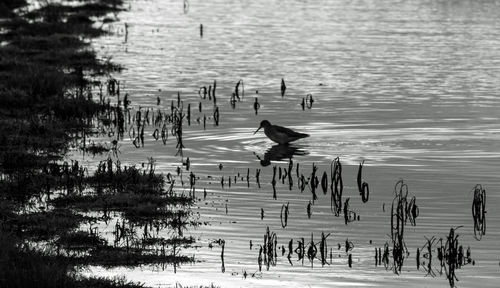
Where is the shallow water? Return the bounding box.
[84,0,500,286]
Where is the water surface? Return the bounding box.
[85,0,500,286]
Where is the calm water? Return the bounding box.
[84,0,500,286]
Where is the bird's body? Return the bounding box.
[254,120,309,144]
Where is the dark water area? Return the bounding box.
[82,0,500,286]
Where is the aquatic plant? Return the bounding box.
[357,161,370,203]
[389,180,419,274]
[419,236,438,277]
[330,157,343,216]
[390,180,409,274]
[262,227,278,270]
[280,78,286,97]
[253,98,260,115]
[280,202,290,228]
[272,165,277,199]
[438,227,473,287]
[305,93,314,109]
[309,163,319,202]
[235,79,244,100]
[471,184,486,240]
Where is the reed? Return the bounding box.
[280,202,290,228]
[357,161,369,203]
[309,163,319,202]
[220,239,225,273]
[330,157,343,216]
[471,184,486,240]
[272,165,277,199]
[438,227,473,287]
[235,79,244,100]
[319,232,330,267]
[256,168,261,188]
[230,93,237,109]
[262,227,278,270]
[305,93,314,109]
[321,171,328,194]
[298,174,307,193]
[280,78,286,97]
[213,106,220,126]
[253,98,260,115]
[420,236,437,277]
[306,233,317,268]
[295,237,305,265]
[390,180,409,274]
[388,180,419,274]
[287,159,294,190]
[307,200,312,219]
[287,238,293,261]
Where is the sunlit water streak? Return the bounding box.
[79,0,500,286]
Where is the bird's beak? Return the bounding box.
[253,126,262,135]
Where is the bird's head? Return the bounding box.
[254,120,271,134]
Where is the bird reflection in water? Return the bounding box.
[256,144,308,166]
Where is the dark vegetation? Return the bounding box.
[0,1,198,287]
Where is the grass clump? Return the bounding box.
[75,246,194,268]
[0,232,146,288]
[7,208,92,241]
[56,230,108,251]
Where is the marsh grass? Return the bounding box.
[0,233,146,288]
[0,0,199,287]
[8,208,92,240]
[73,246,194,268]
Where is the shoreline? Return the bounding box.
[0,1,204,287]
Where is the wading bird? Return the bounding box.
[254,120,309,145]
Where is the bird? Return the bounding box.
[253,120,309,145]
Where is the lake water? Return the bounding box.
[85,0,500,287]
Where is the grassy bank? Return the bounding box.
[0,1,199,287]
